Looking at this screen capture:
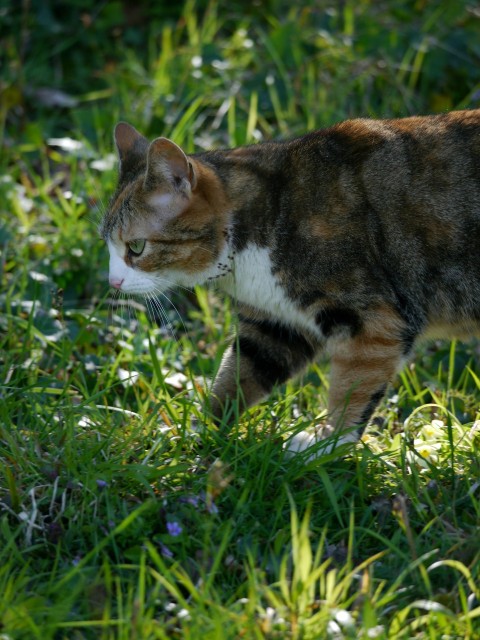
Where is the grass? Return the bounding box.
[1,0,480,638]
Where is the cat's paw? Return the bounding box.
[283,424,358,461]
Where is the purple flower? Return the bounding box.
[198,490,218,514]
[96,479,108,489]
[166,521,183,537]
[180,495,200,508]
[159,543,174,559]
[206,499,218,515]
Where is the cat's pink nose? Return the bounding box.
[109,277,124,289]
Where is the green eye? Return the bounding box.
[127,239,146,256]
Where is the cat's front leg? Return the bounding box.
[208,314,319,424]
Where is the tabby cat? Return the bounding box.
[101,110,480,455]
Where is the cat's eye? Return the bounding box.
[127,239,146,256]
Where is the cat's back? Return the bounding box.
[300,109,480,190]
[346,108,479,196]
[304,108,480,160]
[292,109,480,237]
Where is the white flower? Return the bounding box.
[335,609,354,627]
[327,619,343,638]
[360,432,382,452]
[117,367,139,387]
[407,438,442,469]
[420,420,445,441]
[177,608,190,620]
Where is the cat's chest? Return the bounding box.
[221,245,319,336]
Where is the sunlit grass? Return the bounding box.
[1,0,480,638]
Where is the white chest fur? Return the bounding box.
[220,245,319,336]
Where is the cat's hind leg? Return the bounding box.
[286,304,415,458]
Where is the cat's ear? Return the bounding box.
[114,122,149,166]
[145,137,197,197]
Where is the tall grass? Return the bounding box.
[1,1,480,638]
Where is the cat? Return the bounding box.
[101,109,480,456]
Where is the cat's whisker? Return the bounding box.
[147,292,178,341]
[144,295,158,326]
[146,296,161,329]
[145,295,168,338]
[97,195,109,214]
[106,287,119,332]
[152,277,192,295]
[84,212,102,228]
[126,291,137,335]
[152,293,180,340]
[118,291,127,341]
[156,289,188,338]
[144,296,155,325]
[116,290,125,339]
[87,198,107,228]
[116,291,132,342]
[144,295,154,326]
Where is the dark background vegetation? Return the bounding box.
[2,0,480,143]
[1,2,479,638]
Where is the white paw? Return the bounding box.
[283,425,358,461]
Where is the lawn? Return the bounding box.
[1,1,479,638]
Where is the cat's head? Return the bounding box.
[100,122,229,296]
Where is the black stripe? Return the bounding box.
[238,315,316,360]
[356,385,387,430]
[235,337,291,389]
[400,326,417,356]
[316,307,363,338]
